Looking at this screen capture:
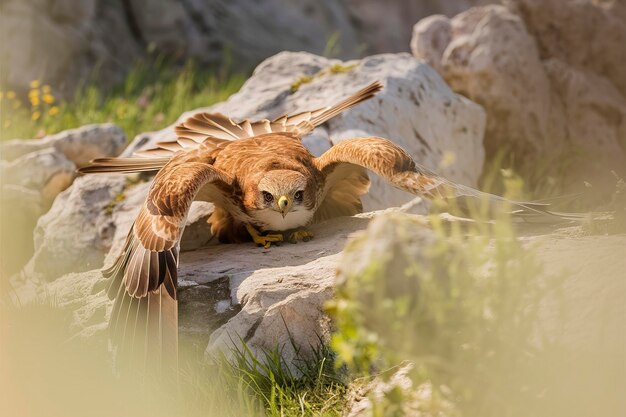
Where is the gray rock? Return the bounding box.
[0,124,126,276]
[27,174,127,280]
[180,201,217,252]
[126,51,486,211]
[1,123,126,165]
[411,3,626,195]
[1,147,75,204]
[344,362,455,417]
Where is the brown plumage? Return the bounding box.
[79,80,575,374]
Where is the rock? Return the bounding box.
[180,201,217,252]
[410,15,452,73]
[27,174,128,280]
[1,148,75,204]
[411,3,626,196]
[0,124,126,276]
[511,0,626,97]
[1,123,126,165]
[0,184,44,277]
[126,51,486,211]
[201,214,371,369]
[344,362,455,417]
[0,0,496,96]
[414,6,567,158]
[345,0,494,56]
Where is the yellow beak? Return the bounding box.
[277,195,292,218]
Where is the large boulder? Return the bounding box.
[0,124,126,277]
[1,123,126,165]
[411,3,626,197]
[126,51,486,211]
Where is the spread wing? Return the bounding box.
[314,137,581,221]
[135,81,383,160]
[104,151,235,374]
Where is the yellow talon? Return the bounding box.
[288,229,314,244]
[245,224,283,249]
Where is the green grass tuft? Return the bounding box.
[221,334,346,417]
[0,60,245,142]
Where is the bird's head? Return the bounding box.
[252,170,311,218]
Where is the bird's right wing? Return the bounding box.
[314,136,582,222]
[104,152,235,375]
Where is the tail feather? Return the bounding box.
[104,226,179,377]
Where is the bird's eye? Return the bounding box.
[262,191,274,203]
[294,191,303,202]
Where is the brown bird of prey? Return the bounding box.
[79,81,569,372]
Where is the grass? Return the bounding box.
[225,335,346,416]
[0,293,347,417]
[0,59,245,142]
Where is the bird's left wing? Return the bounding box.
[104,154,235,375]
[137,82,384,160]
[314,137,579,221]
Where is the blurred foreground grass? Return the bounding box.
[328,196,623,416]
[0,296,346,417]
[0,59,245,142]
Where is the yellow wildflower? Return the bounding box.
[30,96,41,107]
[48,106,59,116]
[42,85,52,94]
[31,110,41,121]
[43,94,55,104]
[7,91,16,100]
[30,80,40,89]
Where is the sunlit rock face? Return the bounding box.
[411,2,626,197]
[0,124,125,276]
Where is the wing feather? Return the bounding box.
[100,150,234,374]
[147,81,386,157]
[315,137,581,222]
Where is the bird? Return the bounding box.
[79,81,575,374]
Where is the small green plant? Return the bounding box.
[290,74,315,94]
[289,62,358,94]
[221,334,346,417]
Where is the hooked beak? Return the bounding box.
[277,195,292,218]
